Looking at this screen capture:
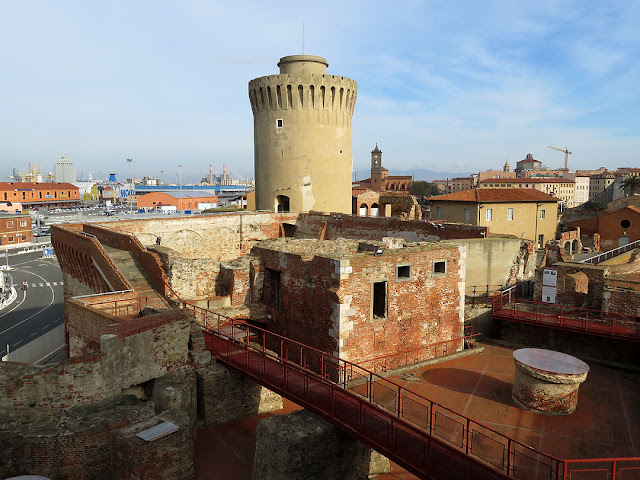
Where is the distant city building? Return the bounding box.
[479,177,575,208]
[574,175,590,206]
[54,156,77,183]
[588,172,616,200]
[353,145,412,194]
[514,153,543,176]
[0,213,32,246]
[136,191,219,211]
[0,182,80,209]
[250,54,357,213]
[450,176,476,193]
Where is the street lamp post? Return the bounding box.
[178,165,183,213]
[126,158,133,214]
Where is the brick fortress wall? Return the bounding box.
[0,310,197,480]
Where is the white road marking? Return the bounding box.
[39,283,43,287]
[32,283,37,287]
[46,282,51,286]
[29,332,37,338]
[41,324,50,331]
[0,269,56,335]
[52,282,57,286]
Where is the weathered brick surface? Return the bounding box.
[0,311,192,423]
[252,239,464,365]
[113,412,194,480]
[253,409,390,480]
[295,211,486,241]
[52,224,129,293]
[196,361,283,427]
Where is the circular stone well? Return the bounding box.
[512,348,589,415]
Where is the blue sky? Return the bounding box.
[2,1,639,183]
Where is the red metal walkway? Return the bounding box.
[492,287,640,342]
[202,319,640,480]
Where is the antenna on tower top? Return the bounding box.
[302,23,305,54]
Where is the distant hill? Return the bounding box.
[388,168,473,182]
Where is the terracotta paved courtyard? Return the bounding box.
[194,342,640,479]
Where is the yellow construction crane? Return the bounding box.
[548,146,572,172]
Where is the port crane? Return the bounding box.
[548,145,572,172]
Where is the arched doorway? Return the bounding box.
[371,203,379,217]
[572,239,579,254]
[359,203,368,216]
[276,195,290,213]
[564,241,572,257]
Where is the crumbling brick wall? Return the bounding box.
[295,212,486,242]
[252,239,464,367]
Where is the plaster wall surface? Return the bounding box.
[250,55,356,214]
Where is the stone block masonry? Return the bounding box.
[252,409,390,480]
[197,361,283,427]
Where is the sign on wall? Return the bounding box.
[542,268,557,303]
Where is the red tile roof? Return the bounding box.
[0,182,78,190]
[428,188,559,203]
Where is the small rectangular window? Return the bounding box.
[436,207,442,219]
[8,236,14,242]
[7,221,13,227]
[433,260,446,275]
[396,264,411,281]
[464,208,470,222]
[265,269,281,310]
[485,209,492,222]
[540,209,546,219]
[20,220,27,226]
[507,208,514,221]
[276,118,283,128]
[372,281,387,319]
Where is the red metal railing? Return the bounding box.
[466,284,505,307]
[205,319,640,480]
[357,333,481,373]
[86,296,148,317]
[204,319,567,479]
[492,289,640,341]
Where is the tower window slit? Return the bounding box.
[310,85,315,108]
[267,86,273,109]
[287,85,293,109]
[298,85,304,108]
[259,87,265,109]
[331,86,335,110]
[340,88,344,110]
[320,86,325,109]
[276,85,282,109]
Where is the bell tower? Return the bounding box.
[370,144,387,192]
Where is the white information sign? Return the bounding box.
[543,269,557,287]
[542,286,556,304]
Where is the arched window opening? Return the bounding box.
[359,203,368,216]
[371,203,379,217]
[310,85,315,109]
[276,195,290,213]
[298,85,304,108]
[287,85,293,109]
[267,86,273,109]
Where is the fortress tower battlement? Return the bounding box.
[250,55,357,214]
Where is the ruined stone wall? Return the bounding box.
[1,311,192,423]
[379,193,422,219]
[335,246,464,364]
[533,263,607,309]
[105,212,297,259]
[0,310,197,479]
[445,238,531,287]
[602,286,640,317]
[294,212,486,242]
[53,224,129,294]
[253,243,464,365]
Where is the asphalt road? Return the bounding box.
[0,251,64,358]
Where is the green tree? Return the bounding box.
[410,181,439,198]
[620,174,640,197]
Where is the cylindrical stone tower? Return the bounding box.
[249,55,357,214]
